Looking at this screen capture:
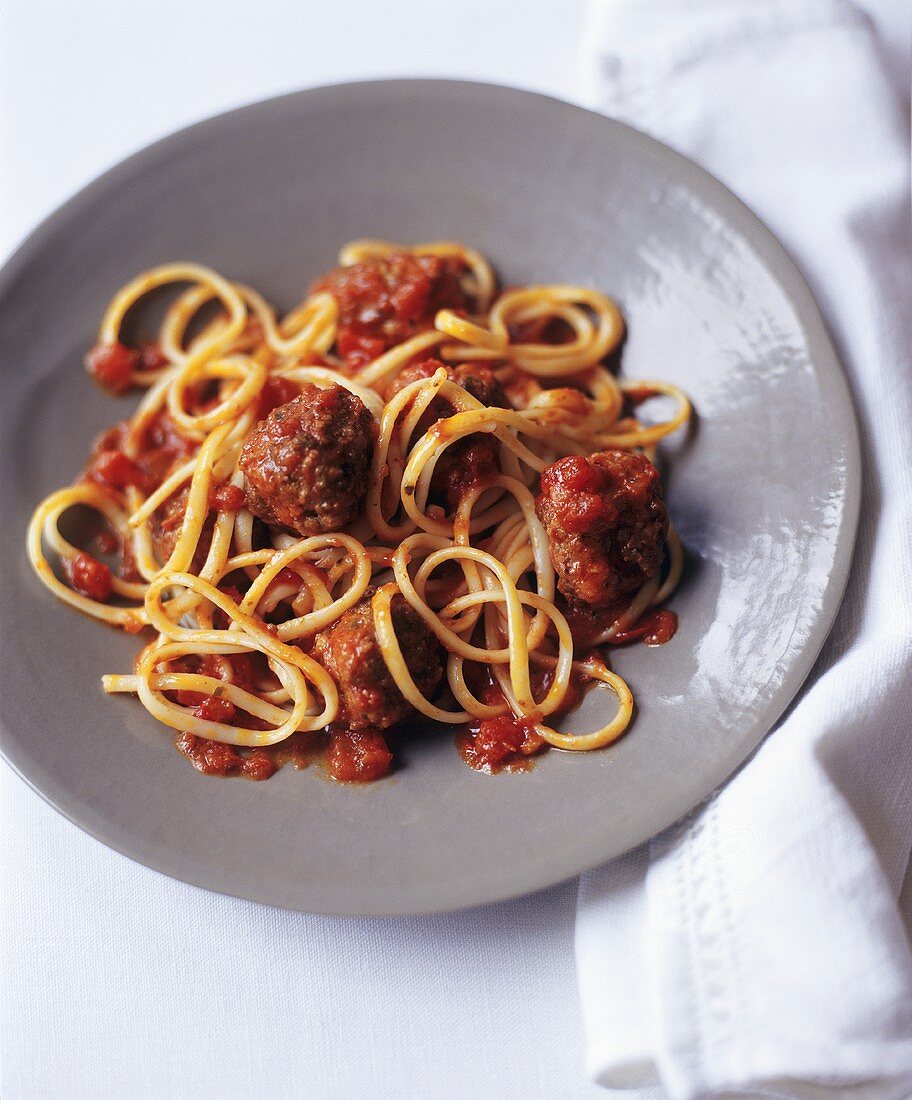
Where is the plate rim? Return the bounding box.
[0,78,862,915]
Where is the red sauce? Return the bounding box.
[193,695,237,723]
[433,436,499,509]
[327,728,393,782]
[538,454,618,534]
[530,664,588,716]
[466,662,588,719]
[208,585,246,630]
[137,409,199,480]
[257,568,304,618]
[93,530,119,555]
[259,572,301,607]
[176,732,277,781]
[208,482,245,512]
[336,330,387,367]
[224,650,268,692]
[508,316,576,345]
[312,252,467,367]
[68,551,113,601]
[608,609,678,647]
[84,341,136,394]
[173,730,325,781]
[457,664,594,773]
[87,449,149,493]
[267,567,302,593]
[457,715,545,773]
[243,750,279,781]
[87,410,197,502]
[137,342,168,371]
[255,376,300,420]
[72,510,141,585]
[165,653,232,708]
[75,410,201,592]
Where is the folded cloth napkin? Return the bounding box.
[576,1,912,1097]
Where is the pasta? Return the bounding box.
[28,240,690,781]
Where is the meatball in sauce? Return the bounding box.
[239,382,374,536]
[386,357,507,412]
[312,252,469,367]
[535,450,668,611]
[312,592,443,730]
[388,358,508,510]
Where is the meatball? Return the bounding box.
[150,486,188,563]
[387,358,507,411]
[239,383,374,536]
[432,436,501,511]
[535,450,668,610]
[312,252,469,367]
[388,358,507,509]
[150,485,214,570]
[313,592,444,730]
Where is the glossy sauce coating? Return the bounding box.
[388,358,507,507]
[176,732,278,781]
[312,592,444,729]
[536,450,668,610]
[312,253,468,367]
[608,609,678,647]
[456,665,587,773]
[240,383,374,536]
[327,728,393,783]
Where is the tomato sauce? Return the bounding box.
[176,732,278,781]
[607,609,678,647]
[193,695,236,723]
[93,530,119,556]
[86,409,197,497]
[174,724,394,784]
[455,663,591,773]
[327,728,393,783]
[508,316,576,345]
[68,551,113,601]
[174,729,334,781]
[84,340,168,394]
[84,342,135,394]
[87,450,149,493]
[80,409,202,586]
[336,330,386,367]
[255,376,300,420]
[457,715,544,773]
[162,649,283,709]
[312,252,467,367]
[208,482,245,512]
[433,436,499,509]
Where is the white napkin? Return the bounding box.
[576,2,912,1097]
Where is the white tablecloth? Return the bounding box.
[1,2,909,1097]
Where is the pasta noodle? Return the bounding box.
[28,240,690,781]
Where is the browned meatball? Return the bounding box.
[313,592,443,730]
[535,451,668,611]
[150,487,187,563]
[386,358,507,411]
[150,485,214,570]
[312,253,469,367]
[387,359,507,510]
[239,383,374,536]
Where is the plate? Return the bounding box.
[0,80,860,915]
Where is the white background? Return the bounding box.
[1,2,909,1098]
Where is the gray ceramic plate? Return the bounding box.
[0,80,859,915]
